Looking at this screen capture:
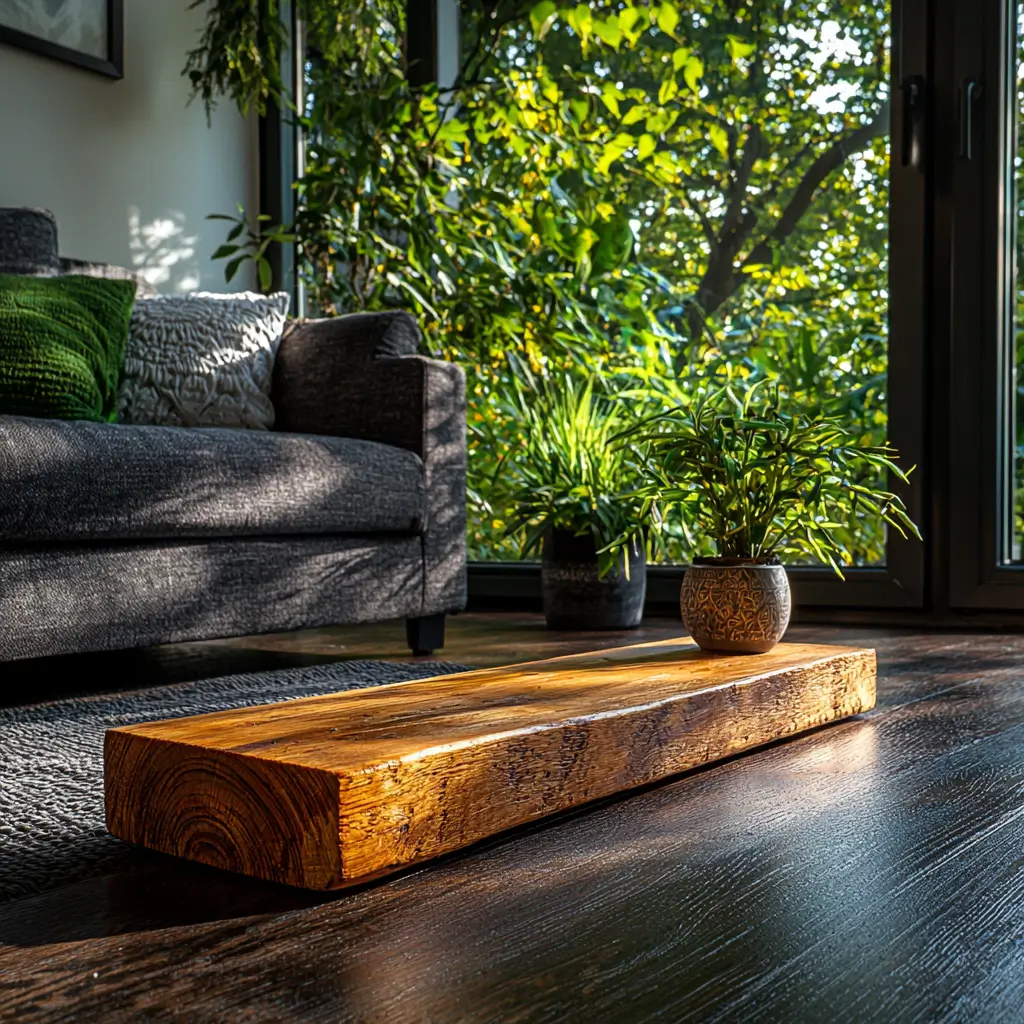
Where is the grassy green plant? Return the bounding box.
[625,382,920,576]
[479,368,660,576]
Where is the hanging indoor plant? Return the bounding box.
[628,382,920,653]
[480,369,661,630]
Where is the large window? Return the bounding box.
[457,1,895,573]
[260,0,1024,616]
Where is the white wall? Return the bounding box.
[0,0,257,292]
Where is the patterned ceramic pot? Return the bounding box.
[542,530,646,631]
[680,559,791,654]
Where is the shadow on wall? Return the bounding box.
[127,206,200,292]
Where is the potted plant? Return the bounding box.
[627,382,920,653]
[481,371,661,630]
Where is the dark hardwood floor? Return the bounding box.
[0,613,687,705]
[3,616,1024,1021]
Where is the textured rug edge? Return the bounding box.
[0,659,472,905]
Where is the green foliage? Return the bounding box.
[183,0,289,118]
[626,382,919,575]
[184,0,405,118]
[192,0,896,567]
[479,365,660,575]
[207,207,296,292]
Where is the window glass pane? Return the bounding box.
[293,2,893,571]
[455,1,892,567]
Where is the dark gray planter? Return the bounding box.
[541,530,646,630]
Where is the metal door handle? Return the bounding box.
[901,74,926,170]
[960,78,983,160]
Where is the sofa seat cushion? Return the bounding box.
[0,416,425,542]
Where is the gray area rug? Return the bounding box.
[0,659,470,904]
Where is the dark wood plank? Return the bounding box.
[3,624,1024,1023]
[104,641,875,889]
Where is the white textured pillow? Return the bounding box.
[117,291,290,430]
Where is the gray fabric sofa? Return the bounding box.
[0,209,467,661]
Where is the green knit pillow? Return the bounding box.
[0,273,136,422]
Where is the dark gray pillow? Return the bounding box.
[0,208,60,276]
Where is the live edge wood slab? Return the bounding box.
[104,639,876,890]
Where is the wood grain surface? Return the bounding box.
[9,623,1024,1024]
[104,639,876,889]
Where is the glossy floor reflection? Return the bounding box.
[2,620,1023,1022]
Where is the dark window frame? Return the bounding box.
[945,0,1024,609]
[259,0,302,310]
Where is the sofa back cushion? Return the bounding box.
[118,291,290,430]
[0,273,136,422]
[0,208,60,276]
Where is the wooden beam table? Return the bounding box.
[104,639,875,890]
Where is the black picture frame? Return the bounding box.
[0,0,124,80]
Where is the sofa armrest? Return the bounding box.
[277,310,423,370]
[272,312,467,615]
[272,311,462,454]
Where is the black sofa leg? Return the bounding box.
[406,613,447,656]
